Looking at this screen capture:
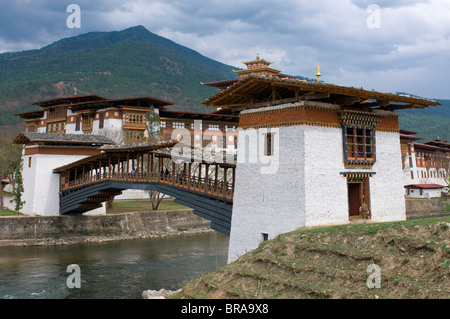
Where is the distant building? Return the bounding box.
[14,95,239,151]
[13,94,240,215]
[400,129,449,195]
[404,184,447,198]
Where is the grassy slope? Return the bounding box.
[174,217,450,299]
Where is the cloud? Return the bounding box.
[0,0,449,98]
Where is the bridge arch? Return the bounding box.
[53,141,235,236]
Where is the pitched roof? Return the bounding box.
[31,95,107,108]
[13,132,114,146]
[405,184,447,189]
[203,74,440,111]
[53,140,180,172]
[68,96,174,112]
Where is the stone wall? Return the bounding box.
[0,210,210,240]
[405,196,450,219]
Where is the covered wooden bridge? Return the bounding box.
[54,141,236,236]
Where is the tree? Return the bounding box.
[0,128,23,208]
[11,163,25,211]
[145,106,166,209]
[145,106,163,143]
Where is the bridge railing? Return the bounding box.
[59,150,235,202]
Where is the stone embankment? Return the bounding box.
[0,209,211,247]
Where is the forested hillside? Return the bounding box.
[397,99,450,141]
[0,25,448,140]
[0,25,236,126]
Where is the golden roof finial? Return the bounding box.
[316,65,321,82]
[74,87,77,96]
[256,53,260,60]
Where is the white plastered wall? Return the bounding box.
[370,131,406,222]
[22,149,106,216]
[228,125,307,263]
[227,105,407,263]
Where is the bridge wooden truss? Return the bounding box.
[54,141,236,235]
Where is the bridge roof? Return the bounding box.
[53,140,179,172]
[152,149,236,168]
[101,140,179,152]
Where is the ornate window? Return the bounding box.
[344,126,375,162]
[339,111,383,167]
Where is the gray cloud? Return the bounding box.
[0,0,449,98]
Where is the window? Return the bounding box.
[208,124,220,131]
[160,121,167,128]
[98,112,104,129]
[265,133,274,156]
[28,157,32,168]
[75,116,81,131]
[344,126,375,164]
[173,122,185,129]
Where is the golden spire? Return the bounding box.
[256,53,260,60]
[74,87,77,96]
[316,65,321,82]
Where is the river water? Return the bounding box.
[0,232,229,299]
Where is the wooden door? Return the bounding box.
[348,182,362,218]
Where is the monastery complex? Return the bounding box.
[12,55,449,262]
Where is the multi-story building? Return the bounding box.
[14,95,239,151]
[400,129,449,197]
[202,57,442,262]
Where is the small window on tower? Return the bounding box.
[265,133,274,156]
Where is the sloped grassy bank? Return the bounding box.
[173,217,450,299]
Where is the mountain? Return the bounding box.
[0,25,448,140]
[397,98,450,141]
[0,25,237,126]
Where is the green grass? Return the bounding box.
[173,216,450,299]
[106,198,189,214]
[0,208,23,216]
[286,216,450,237]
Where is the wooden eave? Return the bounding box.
[12,110,45,119]
[234,67,282,75]
[152,149,236,168]
[13,133,114,147]
[203,75,440,111]
[68,97,174,113]
[413,142,450,152]
[159,109,239,123]
[119,106,152,112]
[32,95,107,108]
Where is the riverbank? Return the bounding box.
[173,216,450,299]
[0,209,212,247]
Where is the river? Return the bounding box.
[0,231,229,299]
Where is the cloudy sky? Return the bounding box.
[1,0,449,99]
